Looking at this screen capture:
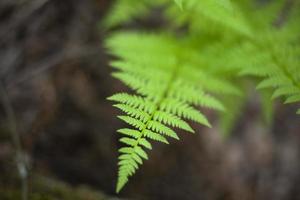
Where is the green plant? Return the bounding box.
[104,0,300,193]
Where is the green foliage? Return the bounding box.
[171,0,253,36]
[104,0,300,193]
[174,0,183,9]
[103,0,149,29]
[106,32,233,192]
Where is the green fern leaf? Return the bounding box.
[108,93,156,113]
[114,104,150,123]
[134,146,148,160]
[117,128,142,138]
[160,99,211,127]
[144,129,169,144]
[118,116,145,130]
[153,111,194,133]
[271,86,299,99]
[139,138,152,149]
[107,32,238,192]
[119,137,136,146]
[284,95,300,104]
[147,121,179,140]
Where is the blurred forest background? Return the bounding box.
[0,0,300,200]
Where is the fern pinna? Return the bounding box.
[106,32,238,192]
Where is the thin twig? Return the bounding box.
[0,81,28,200]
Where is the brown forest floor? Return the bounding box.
[0,0,300,200]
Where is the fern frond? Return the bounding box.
[202,13,300,114]
[107,32,238,192]
[234,30,300,111]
